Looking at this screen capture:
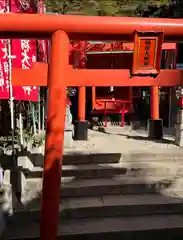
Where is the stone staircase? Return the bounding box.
[3,151,183,239]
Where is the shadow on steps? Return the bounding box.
[2,151,183,239]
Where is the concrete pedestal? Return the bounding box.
[74,120,88,141]
[175,109,183,147]
[148,119,163,140]
[64,105,74,147]
[64,126,73,147]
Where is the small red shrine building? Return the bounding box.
[70,41,177,126]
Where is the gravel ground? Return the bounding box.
[64,126,180,154]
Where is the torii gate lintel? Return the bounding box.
[12,63,183,87]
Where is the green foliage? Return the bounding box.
[21,129,45,148]
[31,132,45,148]
[0,129,45,149]
[0,128,44,152]
[45,0,170,17]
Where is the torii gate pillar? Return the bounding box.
[40,30,68,240]
[148,86,163,139]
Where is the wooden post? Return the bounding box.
[129,87,133,125]
[78,86,86,121]
[40,30,69,240]
[150,86,159,120]
[92,86,96,110]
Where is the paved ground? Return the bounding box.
[65,126,179,154]
[60,126,183,199]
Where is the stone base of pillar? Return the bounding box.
[74,120,88,141]
[64,104,74,147]
[148,119,163,140]
[64,127,73,148]
[175,123,183,147]
[175,109,183,147]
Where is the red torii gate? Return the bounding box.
[1,13,183,239]
[69,41,177,127]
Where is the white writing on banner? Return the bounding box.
[21,40,30,51]
[20,40,36,95]
[0,0,9,97]
[0,0,5,13]
[5,80,9,90]
[3,62,8,75]
[22,64,30,69]
[0,39,9,92]
[23,86,32,95]
[21,40,31,69]
[0,62,4,87]
[21,51,31,68]
[1,46,8,59]
[19,0,31,12]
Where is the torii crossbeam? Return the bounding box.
[2,13,183,240]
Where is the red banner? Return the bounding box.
[0,0,39,101]
[12,39,38,101]
[0,0,7,12]
[0,0,9,99]
[37,0,49,64]
[0,40,10,99]
[10,0,38,101]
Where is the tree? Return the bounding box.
[45,0,170,17]
[136,0,176,18]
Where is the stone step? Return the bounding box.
[3,214,183,239]
[13,194,183,221]
[124,152,183,162]
[19,153,124,169]
[24,175,173,198]
[61,176,173,197]
[17,151,183,170]
[25,160,182,179]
